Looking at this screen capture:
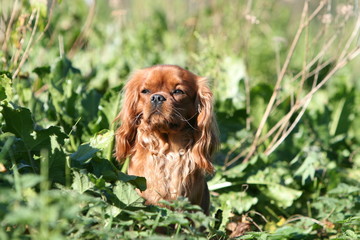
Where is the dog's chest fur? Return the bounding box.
[131,150,194,203]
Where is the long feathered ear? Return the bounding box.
[115,71,143,162]
[192,77,219,174]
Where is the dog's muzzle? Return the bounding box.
[151,94,166,108]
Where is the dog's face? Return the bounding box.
[115,65,218,173]
[136,66,198,132]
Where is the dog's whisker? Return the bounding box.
[129,113,143,128]
[172,109,197,130]
[173,108,197,121]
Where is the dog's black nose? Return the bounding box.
[151,94,166,106]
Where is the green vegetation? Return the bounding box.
[1,0,360,239]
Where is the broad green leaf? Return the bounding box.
[0,74,12,102]
[113,181,144,208]
[217,57,246,109]
[247,168,302,208]
[257,183,302,208]
[33,66,51,78]
[274,225,310,237]
[71,171,95,193]
[91,157,119,181]
[2,105,68,183]
[51,57,81,87]
[99,88,122,127]
[328,183,360,196]
[80,89,101,122]
[70,143,99,164]
[0,133,15,165]
[4,174,44,190]
[158,213,189,226]
[117,172,147,191]
[105,205,122,218]
[294,150,318,185]
[344,230,358,239]
[87,88,122,135]
[1,107,66,151]
[47,135,67,184]
[1,105,34,146]
[160,197,202,212]
[218,191,258,214]
[89,129,114,150]
[28,126,67,151]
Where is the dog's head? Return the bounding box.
[115,65,218,173]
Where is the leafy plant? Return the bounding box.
[1,0,360,239]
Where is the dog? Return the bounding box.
[115,65,218,214]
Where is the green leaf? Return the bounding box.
[71,171,95,193]
[218,191,258,214]
[47,135,67,184]
[113,181,144,208]
[70,143,99,164]
[87,88,122,134]
[99,89,122,128]
[0,74,12,102]
[89,129,114,150]
[257,183,302,208]
[247,169,302,208]
[90,158,146,190]
[91,157,119,181]
[343,229,359,239]
[217,57,246,109]
[1,105,34,145]
[294,150,318,185]
[51,57,81,86]
[33,66,51,78]
[80,89,101,122]
[328,183,360,196]
[4,174,44,189]
[117,172,147,191]
[1,105,68,184]
[29,126,67,151]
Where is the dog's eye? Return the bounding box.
[141,89,150,94]
[172,89,185,95]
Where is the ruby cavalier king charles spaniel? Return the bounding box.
[115,65,218,214]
